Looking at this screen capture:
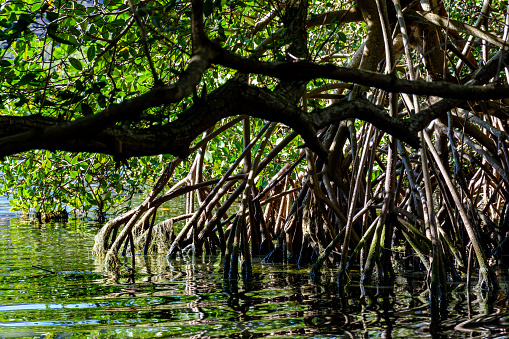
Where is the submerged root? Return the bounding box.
[92,219,116,257]
[104,250,122,271]
[135,218,175,254]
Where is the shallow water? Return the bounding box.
[1,214,509,338]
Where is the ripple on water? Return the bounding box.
[0,221,508,338]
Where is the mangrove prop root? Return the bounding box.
[94,38,509,321]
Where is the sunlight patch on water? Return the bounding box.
[0,195,19,228]
[0,302,106,311]
[0,320,102,327]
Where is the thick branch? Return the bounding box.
[213,41,509,100]
[0,0,215,159]
[306,8,363,28]
[0,47,217,158]
[0,82,448,158]
[1,14,507,159]
[0,80,238,158]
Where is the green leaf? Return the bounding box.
[47,23,76,45]
[87,45,95,62]
[14,94,28,107]
[70,171,79,179]
[245,17,255,26]
[17,73,37,86]
[69,57,83,70]
[32,2,45,11]
[204,150,213,163]
[80,103,94,116]
[204,0,213,17]
[46,11,59,22]
[338,32,347,43]
[41,159,48,170]
[8,12,17,23]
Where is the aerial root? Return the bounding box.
[104,250,122,271]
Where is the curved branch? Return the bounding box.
[0,80,421,158]
[0,46,217,158]
[213,40,509,100]
[2,69,506,159]
[0,0,215,159]
[251,3,285,36]
[406,10,506,48]
[306,8,363,28]
[1,14,507,159]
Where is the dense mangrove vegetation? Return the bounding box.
[1,0,509,331]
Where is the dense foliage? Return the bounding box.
[2,0,509,330]
[0,0,305,218]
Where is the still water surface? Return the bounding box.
[1,198,509,338]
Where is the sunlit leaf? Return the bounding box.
[204,150,213,163]
[68,57,83,71]
[245,17,255,26]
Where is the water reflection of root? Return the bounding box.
[454,313,508,332]
[304,313,349,328]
